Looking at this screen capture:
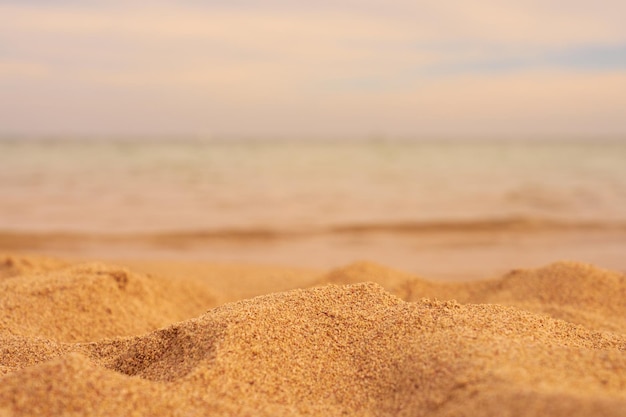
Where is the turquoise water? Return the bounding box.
[1,138,625,233]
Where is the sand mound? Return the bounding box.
[324,261,626,333]
[0,353,189,416]
[1,265,625,416]
[93,284,625,415]
[1,257,625,416]
[0,336,70,376]
[475,262,626,333]
[0,262,219,342]
[0,253,68,280]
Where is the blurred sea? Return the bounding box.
[1,138,625,235]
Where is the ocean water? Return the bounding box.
[1,138,625,234]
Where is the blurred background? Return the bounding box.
[1,1,625,278]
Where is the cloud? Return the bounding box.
[2,3,625,72]
[0,1,625,137]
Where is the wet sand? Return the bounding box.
[1,253,625,416]
[2,220,626,280]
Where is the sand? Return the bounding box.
[1,253,625,416]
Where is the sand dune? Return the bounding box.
[322,261,626,333]
[1,255,625,416]
[0,260,219,342]
[0,254,68,280]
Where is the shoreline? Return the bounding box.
[2,223,625,280]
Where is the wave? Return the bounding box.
[1,216,626,246]
[325,217,626,234]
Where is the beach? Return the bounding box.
[1,253,625,416]
[3,0,626,412]
[3,0,626,411]
[1,139,626,415]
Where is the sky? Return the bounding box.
[1,0,625,139]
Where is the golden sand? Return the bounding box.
[322,261,626,333]
[1,254,625,416]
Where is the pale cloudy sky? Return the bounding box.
[1,0,625,139]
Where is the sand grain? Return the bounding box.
[0,255,625,416]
